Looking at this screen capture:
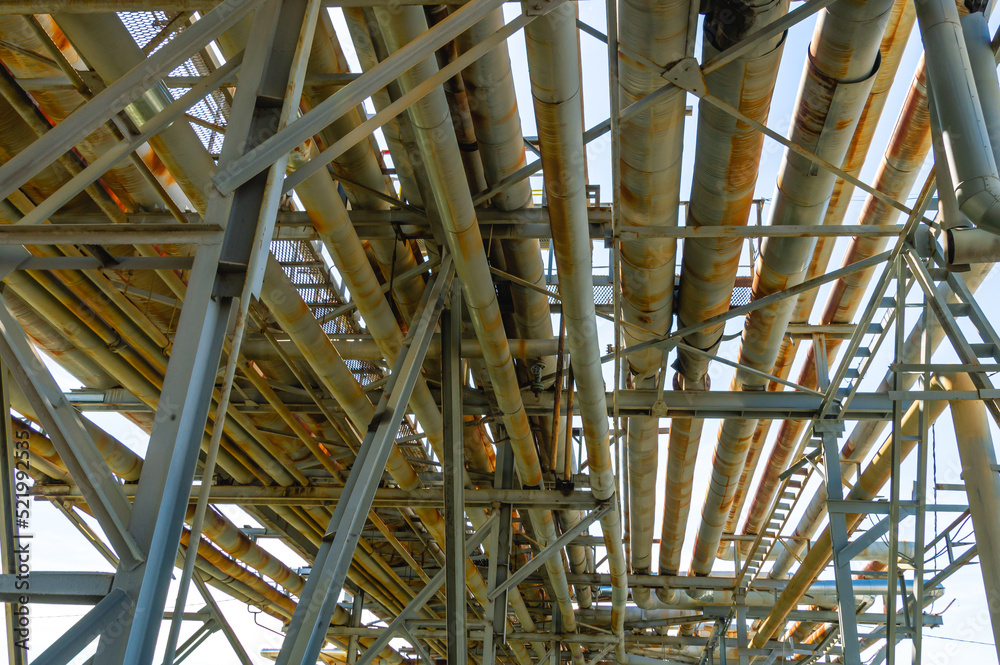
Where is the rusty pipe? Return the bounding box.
[740,61,931,549]
[654,0,788,601]
[521,2,629,659]
[372,9,585,663]
[689,0,893,577]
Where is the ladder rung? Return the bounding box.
[948,303,973,317]
[972,343,999,359]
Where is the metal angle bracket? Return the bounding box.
[661,57,707,96]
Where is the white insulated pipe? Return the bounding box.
[935,373,1000,656]
[916,0,1000,234]
[521,1,630,660]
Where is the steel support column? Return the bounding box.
[484,437,515,665]
[818,421,861,665]
[346,590,365,665]
[274,256,454,665]
[443,284,467,665]
[93,2,313,662]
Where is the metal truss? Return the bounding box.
[0,0,998,664]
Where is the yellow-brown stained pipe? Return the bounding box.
[730,8,924,549]
[690,0,894,577]
[759,63,932,576]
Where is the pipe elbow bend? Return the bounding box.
[631,585,675,609]
[956,175,1000,235]
[655,586,677,604]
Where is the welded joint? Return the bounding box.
[812,421,845,434]
[661,57,707,97]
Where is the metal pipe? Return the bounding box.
[740,59,932,550]
[961,11,1000,167]
[943,225,1000,264]
[933,373,1000,656]
[373,8,585,663]
[652,0,788,600]
[915,0,1000,234]
[521,2,629,659]
[689,0,892,577]
[616,0,692,612]
[243,336,559,362]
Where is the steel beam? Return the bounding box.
[819,422,861,665]
[62,386,901,419]
[0,0,262,200]
[355,513,497,665]
[0,572,114,604]
[484,438,514,665]
[0,302,142,568]
[94,3,311,662]
[31,484,603,509]
[346,590,364,665]
[274,257,454,665]
[52,209,910,239]
[443,285,467,665]
[0,223,223,245]
[213,0,508,193]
